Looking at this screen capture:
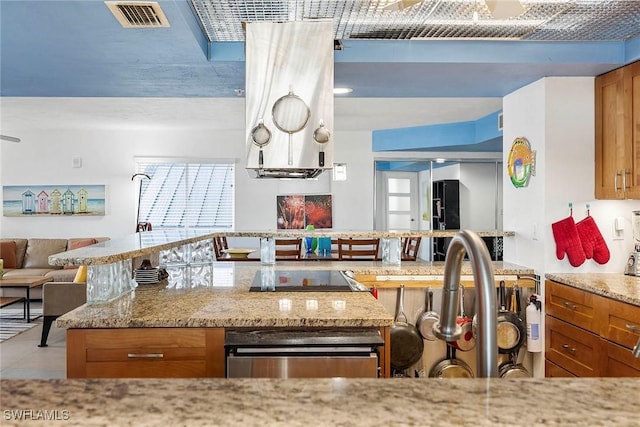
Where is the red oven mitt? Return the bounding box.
[551,216,586,267]
[576,216,610,264]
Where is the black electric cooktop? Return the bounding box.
[249,270,364,292]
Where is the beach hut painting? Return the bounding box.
[3,185,105,217]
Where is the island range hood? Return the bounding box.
[245,21,334,179]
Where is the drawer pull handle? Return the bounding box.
[127,353,164,358]
[625,324,640,334]
[563,301,577,310]
[562,344,576,354]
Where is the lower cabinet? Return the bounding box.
[545,280,640,377]
[67,328,225,378]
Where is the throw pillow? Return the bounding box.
[73,265,87,283]
[0,241,18,269]
[64,238,98,269]
[69,238,98,250]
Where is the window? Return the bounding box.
[136,160,234,229]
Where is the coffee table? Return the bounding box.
[0,277,48,322]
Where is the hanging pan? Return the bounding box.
[428,345,474,378]
[448,284,475,351]
[390,285,424,372]
[313,119,331,167]
[271,90,310,166]
[496,281,526,354]
[416,288,439,341]
[250,119,272,169]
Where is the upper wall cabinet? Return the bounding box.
[595,61,640,199]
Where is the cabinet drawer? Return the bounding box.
[598,296,640,349]
[87,347,206,362]
[67,328,225,379]
[545,316,601,377]
[600,339,640,377]
[545,360,576,378]
[545,280,597,332]
[84,328,206,348]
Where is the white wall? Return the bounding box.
[0,99,377,239]
[503,77,640,275]
[503,76,640,377]
[431,163,502,230]
[459,163,501,230]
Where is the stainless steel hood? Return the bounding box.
[245,21,334,179]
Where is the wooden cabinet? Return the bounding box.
[595,60,640,199]
[545,316,601,377]
[545,280,640,377]
[545,280,597,331]
[67,328,225,379]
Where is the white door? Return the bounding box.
[383,172,419,231]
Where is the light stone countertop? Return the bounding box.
[2,378,638,427]
[57,261,533,329]
[49,229,515,266]
[545,273,640,306]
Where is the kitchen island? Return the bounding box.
[57,261,533,379]
[2,377,638,426]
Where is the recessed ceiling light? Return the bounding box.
[333,87,353,95]
[435,158,446,163]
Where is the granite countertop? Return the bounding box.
[2,378,638,426]
[57,262,533,329]
[545,273,640,306]
[49,229,515,266]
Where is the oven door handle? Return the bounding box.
[234,346,376,354]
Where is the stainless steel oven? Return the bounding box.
[225,329,383,378]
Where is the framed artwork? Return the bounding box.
[277,194,332,229]
[3,185,106,217]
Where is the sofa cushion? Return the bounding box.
[45,269,79,282]
[4,268,57,278]
[0,241,18,268]
[23,238,67,269]
[1,239,28,268]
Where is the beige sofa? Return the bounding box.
[1,237,108,299]
[1,238,108,288]
[1,237,108,347]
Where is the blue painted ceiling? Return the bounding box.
[1,0,639,98]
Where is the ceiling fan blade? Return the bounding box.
[0,135,21,143]
[484,0,525,19]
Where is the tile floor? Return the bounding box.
[0,305,66,379]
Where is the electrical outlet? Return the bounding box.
[612,218,625,240]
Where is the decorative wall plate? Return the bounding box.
[507,137,536,188]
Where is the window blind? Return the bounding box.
[136,161,234,229]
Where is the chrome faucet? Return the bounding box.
[433,230,498,377]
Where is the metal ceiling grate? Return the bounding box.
[189,0,640,42]
[105,1,170,28]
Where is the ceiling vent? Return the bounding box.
[105,1,170,28]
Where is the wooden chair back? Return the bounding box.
[336,238,380,260]
[275,238,302,260]
[402,236,421,261]
[136,222,152,232]
[213,236,229,260]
